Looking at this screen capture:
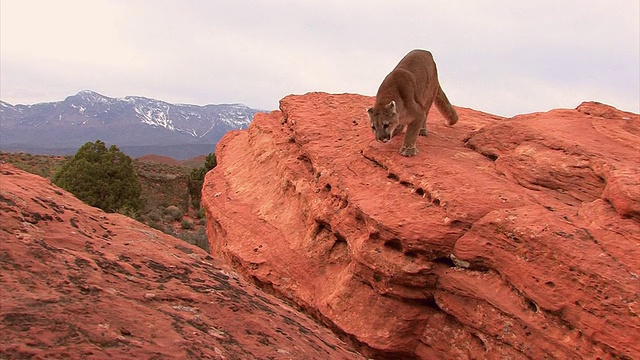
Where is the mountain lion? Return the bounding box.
[367,49,458,156]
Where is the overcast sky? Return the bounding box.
[1,0,638,117]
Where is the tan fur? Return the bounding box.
[367,49,458,156]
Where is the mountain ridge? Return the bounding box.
[0,90,263,159]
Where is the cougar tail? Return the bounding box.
[435,85,459,126]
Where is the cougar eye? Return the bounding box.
[383,123,389,129]
[371,125,376,130]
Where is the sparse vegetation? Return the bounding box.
[1,152,68,178]
[0,148,216,253]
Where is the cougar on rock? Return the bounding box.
[367,49,458,156]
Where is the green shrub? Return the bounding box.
[147,209,162,222]
[165,205,184,221]
[53,141,142,213]
[117,205,138,218]
[149,220,164,232]
[187,152,217,209]
[180,219,195,230]
[194,207,206,219]
[178,228,209,253]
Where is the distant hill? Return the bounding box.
[136,154,183,167]
[0,90,263,159]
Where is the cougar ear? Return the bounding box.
[367,107,374,115]
[386,101,396,113]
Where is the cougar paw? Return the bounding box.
[399,146,418,157]
[418,128,428,136]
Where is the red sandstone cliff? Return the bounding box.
[0,164,364,359]
[202,92,640,359]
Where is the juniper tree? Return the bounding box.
[53,140,142,213]
[187,152,217,209]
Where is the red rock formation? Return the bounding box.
[202,92,640,359]
[0,164,364,359]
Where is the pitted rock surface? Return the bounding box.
[203,93,639,359]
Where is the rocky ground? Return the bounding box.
[0,164,364,359]
[202,93,639,359]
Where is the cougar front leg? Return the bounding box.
[399,119,421,156]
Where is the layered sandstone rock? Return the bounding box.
[0,164,363,359]
[202,92,639,359]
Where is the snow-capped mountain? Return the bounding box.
[0,90,262,159]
